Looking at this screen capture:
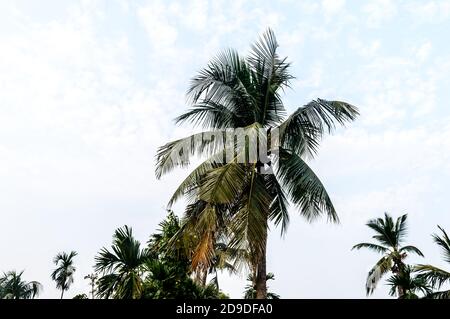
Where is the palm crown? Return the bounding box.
[416,226,450,299]
[387,265,431,299]
[0,270,41,299]
[156,28,359,298]
[94,226,150,299]
[352,213,424,296]
[51,251,77,299]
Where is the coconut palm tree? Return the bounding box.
[94,226,150,299]
[352,213,424,297]
[51,251,77,299]
[0,271,41,299]
[387,265,431,299]
[155,28,358,298]
[416,226,450,299]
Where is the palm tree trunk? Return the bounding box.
[60,289,64,299]
[393,259,406,298]
[200,268,208,286]
[397,286,405,298]
[214,269,219,289]
[255,214,268,299]
[255,243,267,298]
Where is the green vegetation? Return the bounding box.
[353,212,450,299]
[94,225,149,299]
[387,265,431,299]
[51,251,77,299]
[244,272,279,299]
[352,213,424,297]
[0,271,41,299]
[416,226,450,298]
[94,212,227,299]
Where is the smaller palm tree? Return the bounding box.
[387,265,431,299]
[208,242,244,290]
[0,270,42,299]
[416,226,450,299]
[51,251,77,299]
[95,226,150,299]
[352,213,424,297]
[243,272,279,299]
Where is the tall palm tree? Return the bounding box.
[95,226,150,299]
[387,265,431,299]
[416,226,450,299]
[51,251,77,299]
[352,213,424,297]
[0,270,41,299]
[156,28,359,298]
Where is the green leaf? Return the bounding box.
[276,147,338,223]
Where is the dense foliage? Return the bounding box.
[93,212,227,299]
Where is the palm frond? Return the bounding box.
[426,290,450,299]
[278,99,359,158]
[247,28,292,126]
[399,245,424,257]
[175,101,243,129]
[228,171,270,258]
[395,214,408,245]
[186,48,257,127]
[190,204,219,271]
[264,173,290,235]
[366,256,392,296]
[415,264,450,288]
[155,131,226,179]
[167,152,225,207]
[96,273,121,299]
[198,162,247,204]
[433,226,450,264]
[351,243,389,254]
[276,147,337,223]
[366,214,397,248]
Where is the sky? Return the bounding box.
[1,0,450,299]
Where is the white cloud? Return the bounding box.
[362,0,397,27]
[407,0,450,24]
[297,62,324,88]
[322,0,346,17]
[345,55,441,125]
[348,37,381,58]
[180,0,209,31]
[415,41,432,62]
[137,1,178,47]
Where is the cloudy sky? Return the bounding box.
[1,0,450,298]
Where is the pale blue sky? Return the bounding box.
[1,0,450,298]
